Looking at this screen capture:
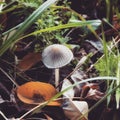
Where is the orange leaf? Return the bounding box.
[16,81,61,106]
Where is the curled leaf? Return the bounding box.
[63,99,88,120]
[85,88,104,101]
[81,83,104,101]
[16,81,61,106]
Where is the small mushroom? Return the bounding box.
[42,44,73,88]
[16,81,61,106]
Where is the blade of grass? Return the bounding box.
[0,0,57,56]
[2,22,23,36]
[0,111,8,120]
[116,58,120,109]
[105,0,111,21]
[0,0,5,12]
[52,5,101,41]
[0,67,19,87]
[12,20,102,42]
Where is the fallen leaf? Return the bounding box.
[61,79,74,98]
[81,83,100,97]
[63,99,88,120]
[17,52,41,72]
[85,88,104,101]
[61,79,88,120]
[16,81,61,106]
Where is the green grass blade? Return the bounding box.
[116,60,120,109]
[13,20,102,42]
[0,0,57,56]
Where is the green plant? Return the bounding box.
[0,0,58,56]
[0,0,102,56]
[95,34,120,108]
[34,3,71,45]
[18,0,43,8]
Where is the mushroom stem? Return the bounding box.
[55,68,59,89]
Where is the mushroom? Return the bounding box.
[16,81,61,106]
[42,44,73,89]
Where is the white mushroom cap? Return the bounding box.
[42,44,73,69]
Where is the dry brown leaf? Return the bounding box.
[85,88,104,101]
[81,83,104,101]
[17,52,41,72]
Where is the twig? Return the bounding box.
[0,111,8,120]
[18,102,48,119]
[65,56,88,79]
[18,96,82,119]
[0,67,19,87]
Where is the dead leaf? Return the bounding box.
[61,79,74,98]
[61,79,88,120]
[81,83,104,101]
[71,70,87,83]
[63,99,88,120]
[17,52,41,72]
[16,81,61,106]
[85,88,104,101]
